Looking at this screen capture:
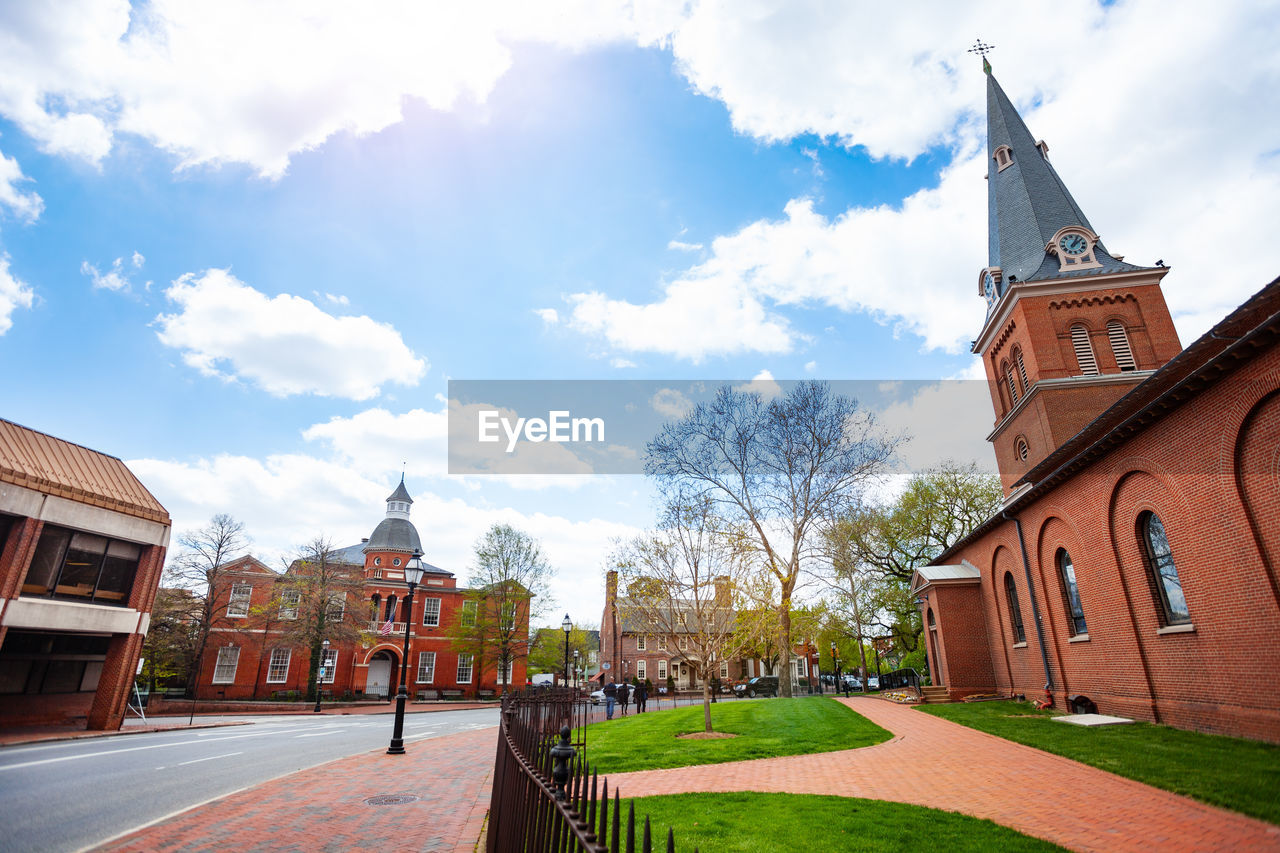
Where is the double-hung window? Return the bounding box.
[278,589,300,620]
[227,585,252,618]
[212,646,240,684]
[320,648,338,683]
[456,653,473,683]
[266,648,290,683]
[422,598,442,627]
[460,600,477,628]
[417,652,436,683]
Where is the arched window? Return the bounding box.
[369,593,380,621]
[1108,320,1136,371]
[1015,349,1030,390]
[1005,365,1020,404]
[1057,549,1087,636]
[993,144,1013,171]
[1004,572,1026,644]
[1140,512,1190,626]
[1071,325,1099,375]
[384,595,397,621]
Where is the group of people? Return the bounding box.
[601,679,648,720]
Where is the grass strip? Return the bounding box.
[918,700,1280,825]
[582,695,889,773]
[627,792,1067,852]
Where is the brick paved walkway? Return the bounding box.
[610,697,1280,853]
[96,727,497,853]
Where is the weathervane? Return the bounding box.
[968,38,995,74]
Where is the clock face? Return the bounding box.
[983,272,996,306]
[1059,234,1088,256]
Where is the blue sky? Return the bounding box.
[1,1,1277,627]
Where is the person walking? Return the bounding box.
[635,680,648,713]
[603,680,617,720]
[619,680,631,716]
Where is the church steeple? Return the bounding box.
[971,58,1182,494]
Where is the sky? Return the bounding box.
[1,0,1277,630]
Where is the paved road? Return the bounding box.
[0,708,500,853]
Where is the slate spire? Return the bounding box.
[985,71,1143,288]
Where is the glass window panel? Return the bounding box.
[1004,573,1026,644]
[320,649,338,683]
[1144,513,1190,625]
[212,647,240,684]
[1058,549,1087,635]
[460,600,477,627]
[417,652,436,683]
[267,648,291,683]
[422,598,441,627]
[227,585,252,618]
[96,543,140,604]
[279,589,300,619]
[456,653,472,683]
[23,527,71,594]
[57,534,108,598]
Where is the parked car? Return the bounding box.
[842,674,863,690]
[866,676,880,690]
[589,688,605,705]
[733,676,779,698]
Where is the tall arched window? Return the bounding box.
[1140,512,1190,626]
[369,593,381,621]
[384,594,397,621]
[1071,324,1099,375]
[1057,549,1087,636]
[1006,364,1020,404]
[1015,349,1030,390]
[1004,572,1026,644]
[1108,320,1136,371]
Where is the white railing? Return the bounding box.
[367,621,407,635]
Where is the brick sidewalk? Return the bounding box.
[609,697,1280,853]
[95,726,497,853]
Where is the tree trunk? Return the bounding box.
[779,589,794,698]
[702,681,713,733]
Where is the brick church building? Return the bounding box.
[195,479,526,701]
[912,61,1279,742]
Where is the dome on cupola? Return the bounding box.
[362,476,422,554]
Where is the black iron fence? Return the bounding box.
[487,687,695,853]
[879,667,923,693]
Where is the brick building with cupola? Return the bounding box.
[195,479,526,701]
[912,60,1280,742]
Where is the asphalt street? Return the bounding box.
[0,707,500,853]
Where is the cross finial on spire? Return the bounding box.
[968,38,995,74]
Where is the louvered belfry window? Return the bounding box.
[1006,366,1020,404]
[1071,325,1099,375]
[1108,320,1136,371]
[1015,350,1030,390]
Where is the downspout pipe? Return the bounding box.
[1004,511,1054,694]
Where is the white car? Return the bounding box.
[589,688,606,705]
[866,676,880,690]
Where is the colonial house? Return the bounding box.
[912,62,1280,742]
[0,418,171,730]
[599,570,815,690]
[195,479,528,700]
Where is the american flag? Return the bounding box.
[379,619,394,636]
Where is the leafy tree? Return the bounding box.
[273,537,366,702]
[139,587,200,692]
[453,524,554,695]
[613,497,773,732]
[527,625,596,682]
[162,514,249,696]
[831,462,1003,667]
[646,381,897,697]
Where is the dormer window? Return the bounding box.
[993,145,1014,172]
[1035,139,1049,160]
[1048,227,1102,273]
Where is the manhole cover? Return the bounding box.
[364,794,421,806]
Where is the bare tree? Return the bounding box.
[613,497,772,732]
[454,524,554,695]
[274,537,366,702]
[163,514,248,695]
[646,381,897,697]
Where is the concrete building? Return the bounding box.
[195,479,528,700]
[0,419,170,730]
[913,63,1280,742]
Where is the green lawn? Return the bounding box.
[918,700,1280,825]
[627,792,1066,852]
[581,696,890,773]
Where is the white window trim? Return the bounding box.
[227,584,252,618]
[321,649,337,683]
[636,659,647,680]
[417,651,436,684]
[266,648,291,683]
[212,646,240,684]
[657,660,667,680]
[636,634,646,651]
[278,590,300,620]
[456,653,473,684]
[327,594,345,620]
[460,599,477,628]
[423,597,442,627]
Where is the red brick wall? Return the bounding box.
[938,341,1280,741]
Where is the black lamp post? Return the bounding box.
[561,613,572,687]
[313,639,330,713]
[573,649,580,690]
[387,549,426,755]
[830,641,837,695]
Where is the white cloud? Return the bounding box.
[649,387,693,419]
[0,147,42,222]
[154,268,427,399]
[804,360,817,373]
[733,369,782,400]
[0,254,34,334]
[81,255,140,291]
[131,251,145,268]
[304,406,449,477]
[667,240,703,252]
[610,357,637,369]
[875,381,997,474]
[534,307,559,324]
[323,292,349,306]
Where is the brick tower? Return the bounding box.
[973,63,1182,493]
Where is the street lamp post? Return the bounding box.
[387,549,426,755]
[573,649,580,690]
[313,639,330,713]
[561,613,573,688]
[830,642,837,695]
